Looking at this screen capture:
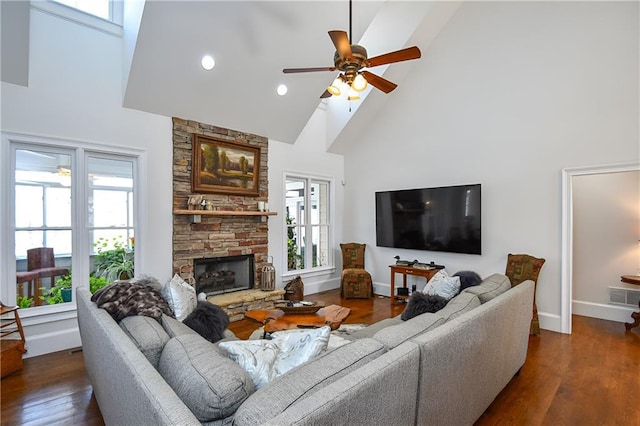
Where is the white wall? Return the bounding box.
[268,105,345,294]
[572,170,639,319]
[341,2,639,332]
[1,7,172,357]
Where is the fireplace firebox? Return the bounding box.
[194,254,255,296]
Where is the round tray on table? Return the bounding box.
[274,301,325,315]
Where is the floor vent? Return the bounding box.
[609,286,640,306]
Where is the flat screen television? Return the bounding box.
[375,184,481,255]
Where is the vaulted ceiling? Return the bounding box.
[123,1,462,146]
[1,1,461,147]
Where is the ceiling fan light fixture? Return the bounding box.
[352,73,367,92]
[327,77,343,96]
[347,87,360,101]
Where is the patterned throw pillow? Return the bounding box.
[424,270,461,300]
[162,274,197,322]
[219,326,330,389]
[422,269,449,294]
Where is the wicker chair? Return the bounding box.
[505,253,546,336]
[340,243,373,299]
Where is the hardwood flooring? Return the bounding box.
[1,289,638,425]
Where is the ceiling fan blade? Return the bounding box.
[328,30,352,59]
[365,46,421,68]
[320,89,332,99]
[283,67,337,74]
[361,71,397,94]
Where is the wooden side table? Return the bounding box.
[621,275,640,331]
[389,265,439,304]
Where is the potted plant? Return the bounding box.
[93,237,135,282]
[41,274,72,304]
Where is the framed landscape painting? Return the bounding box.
[192,134,260,196]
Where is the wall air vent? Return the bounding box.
[609,286,640,306]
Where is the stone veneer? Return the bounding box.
[208,289,285,322]
[172,117,279,321]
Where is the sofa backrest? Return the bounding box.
[412,280,534,425]
[261,341,422,426]
[76,288,200,426]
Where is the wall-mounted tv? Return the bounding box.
[375,184,481,255]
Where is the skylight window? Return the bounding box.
[52,0,111,21]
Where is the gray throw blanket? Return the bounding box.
[91,282,174,322]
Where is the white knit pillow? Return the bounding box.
[162,274,197,322]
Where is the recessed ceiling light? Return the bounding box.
[201,55,215,70]
[277,84,288,96]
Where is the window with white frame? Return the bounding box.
[285,175,332,273]
[12,143,136,310]
[51,0,111,20]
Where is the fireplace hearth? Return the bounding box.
[194,254,255,296]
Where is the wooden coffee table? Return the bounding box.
[245,304,351,334]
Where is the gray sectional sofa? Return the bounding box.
[76,273,534,425]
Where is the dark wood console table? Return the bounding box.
[389,265,439,304]
[621,275,640,331]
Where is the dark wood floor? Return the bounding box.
[2,289,639,425]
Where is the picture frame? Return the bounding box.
[191,134,260,196]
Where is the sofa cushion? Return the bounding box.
[373,313,445,349]
[462,273,511,303]
[219,327,330,390]
[342,317,404,341]
[233,337,385,425]
[158,334,254,422]
[435,292,481,321]
[161,314,198,338]
[119,315,169,368]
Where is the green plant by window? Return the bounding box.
[93,236,134,282]
[286,212,303,270]
[17,296,34,309]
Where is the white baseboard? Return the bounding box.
[538,311,564,334]
[304,278,340,295]
[24,327,81,358]
[572,300,636,324]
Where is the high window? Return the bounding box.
[8,140,137,311]
[51,0,111,21]
[285,175,332,274]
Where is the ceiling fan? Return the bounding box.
[283,0,421,100]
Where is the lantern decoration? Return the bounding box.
[261,257,276,291]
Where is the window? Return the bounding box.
[52,0,111,21]
[285,175,332,273]
[10,141,137,310]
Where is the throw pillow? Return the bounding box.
[182,301,230,343]
[401,292,449,321]
[425,275,461,300]
[162,274,197,322]
[453,270,482,291]
[219,326,330,389]
[422,269,449,294]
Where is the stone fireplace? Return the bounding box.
[171,118,283,321]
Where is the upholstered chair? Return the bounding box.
[505,253,546,336]
[340,243,373,299]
